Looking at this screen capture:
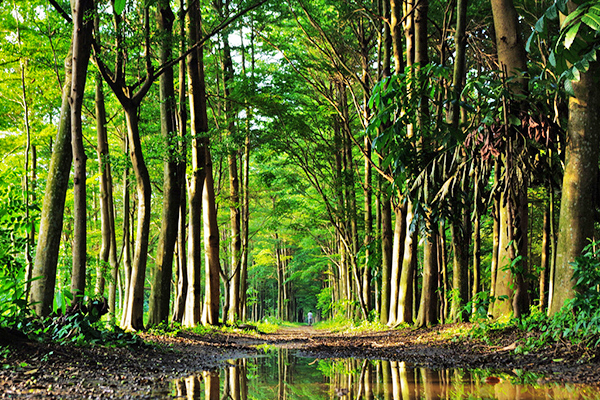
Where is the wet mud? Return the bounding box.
[1,323,599,398]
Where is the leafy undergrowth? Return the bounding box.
[468,242,600,361]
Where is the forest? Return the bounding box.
[1,0,600,339]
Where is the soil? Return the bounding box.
[1,323,599,398]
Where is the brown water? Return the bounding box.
[169,349,600,399]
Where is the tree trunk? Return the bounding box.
[202,147,221,326]
[490,0,529,320]
[95,71,119,318]
[148,0,180,327]
[184,0,208,327]
[396,202,415,324]
[450,215,469,321]
[539,201,550,311]
[121,106,152,331]
[239,133,250,321]
[120,137,132,326]
[416,226,439,327]
[172,0,188,325]
[387,203,406,326]
[69,0,94,306]
[551,61,600,314]
[220,23,242,324]
[380,191,393,324]
[30,46,73,317]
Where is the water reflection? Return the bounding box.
[171,349,599,399]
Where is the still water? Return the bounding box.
[169,349,599,399]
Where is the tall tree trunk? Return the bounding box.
[121,106,152,330]
[219,17,242,324]
[472,190,482,317]
[17,15,35,297]
[380,191,393,324]
[184,0,208,327]
[488,161,500,315]
[95,70,118,318]
[387,203,406,326]
[390,0,404,74]
[239,134,250,321]
[539,201,550,311]
[30,46,73,317]
[120,137,132,326]
[416,225,438,327]
[490,0,530,320]
[396,202,414,324]
[172,0,188,324]
[148,0,180,327]
[202,147,221,326]
[69,0,94,306]
[550,61,600,314]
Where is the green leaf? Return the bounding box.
[545,3,558,20]
[582,13,600,31]
[114,0,126,14]
[535,16,546,33]
[564,21,582,49]
[556,0,569,14]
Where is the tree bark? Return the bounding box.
[202,147,221,326]
[551,61,600,314]
[69,0,94,306]
[184,0,208,327]
[490,0,529,320]
[30,46,73,317]
[148,0,180,327]
[219,18,242,324]
[172,0,188,325]
[121,107,152,330]
[95,71,118,318]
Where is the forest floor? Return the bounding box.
[1,323,600,398]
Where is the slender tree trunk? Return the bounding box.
[220,23,242,324]
[396,202,414,324]
[488,161,500,315]
[172,0,188,324]
[95,71,118,317]
[472,195,481,317]
[239,134,250,321]
[148,0,180,327]
[120,137,132,326]
[380,192,393,324]
[30,46,73,317]
[387,203,406,326]
[70,0,94,306]
[202,147,221,326]
[95,72,109,299]
[17,18,35,297]
[390,0,404,74]
[184,0,208,327]
[417,225,438,327]
[122,107,152,330]
[539,201,550,311]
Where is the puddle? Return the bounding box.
[169,349,599,399]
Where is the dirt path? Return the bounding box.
[2,323,600,398]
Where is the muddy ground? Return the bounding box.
[1,323,599,398]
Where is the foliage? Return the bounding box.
[470,241,600,354]
[542,242,600,346]
[254,319,281,334]
[529,0,600,93]
[146,321,181,338]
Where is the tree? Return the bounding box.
[549,0,600,314]
[490,0,530,320]
[148,0,181,327]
